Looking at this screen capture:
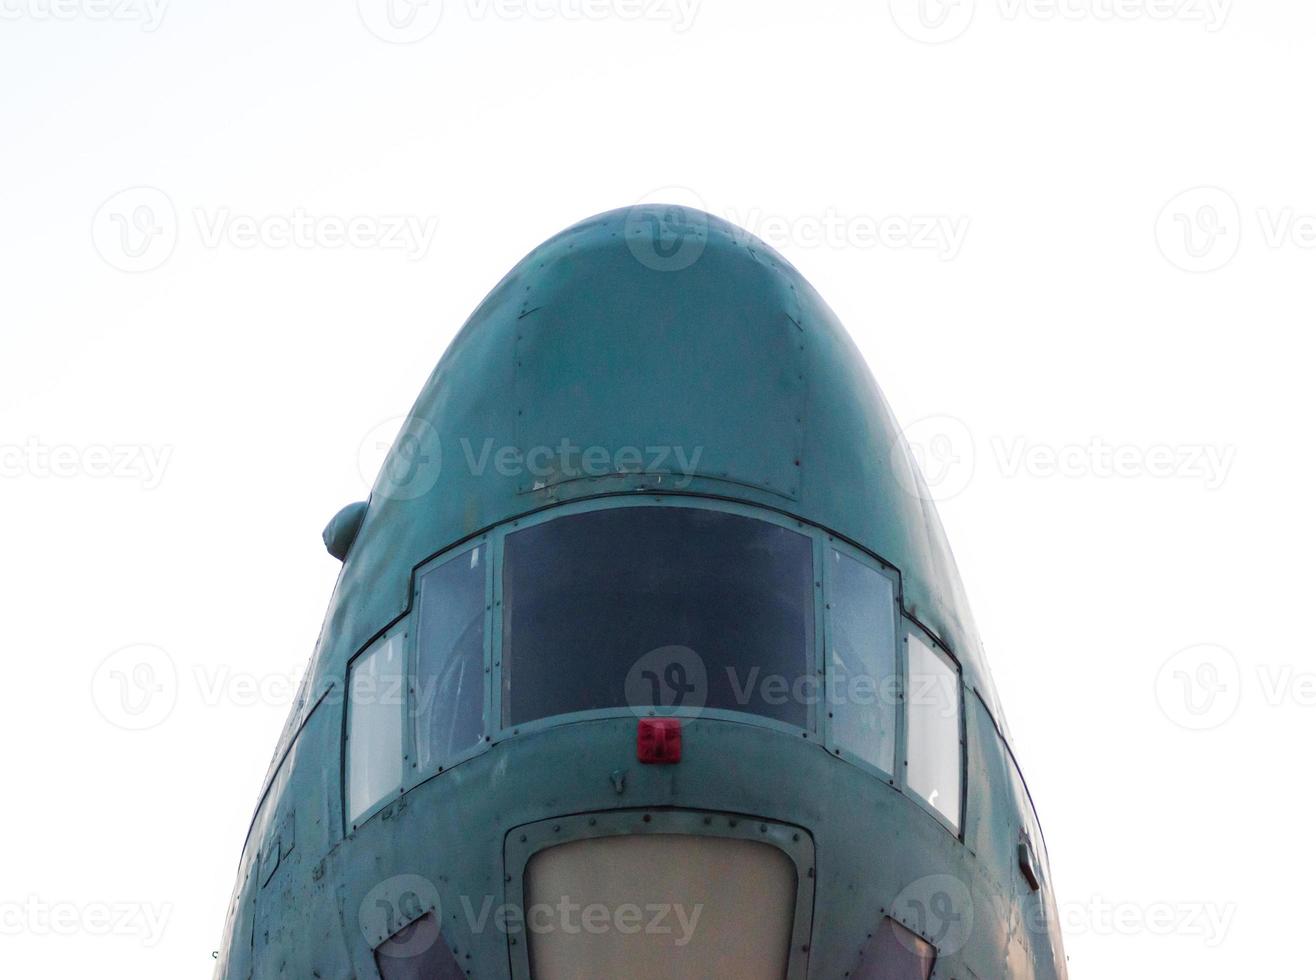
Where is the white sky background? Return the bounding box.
[2,0,1313,976]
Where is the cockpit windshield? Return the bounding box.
[501,507,815,729]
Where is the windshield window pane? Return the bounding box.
[829,550,897,775]
[502,507,815,728]
[346,634,405,823]
[906,634,962,830]
[414,546,487,773]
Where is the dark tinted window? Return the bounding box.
[502,507,815,728]
[413,546,486,772]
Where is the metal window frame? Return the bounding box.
[490,495,826,744]
[406,535,494,791]
[343,624,410,833]
[821,537,903,785]
[338,493,975,842]
[902,623,967,839]
[502,808,818,980]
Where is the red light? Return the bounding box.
[637,718,682,764]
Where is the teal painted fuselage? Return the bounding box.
[214,207,1066,980]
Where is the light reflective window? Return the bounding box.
[905,634,962,830]
[414,546,486,773]
[526,835,796,980]
[502,507,815,729]
[829,550,897,775]
[346,634,406,823]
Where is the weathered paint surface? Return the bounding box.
[214,207,1067,979]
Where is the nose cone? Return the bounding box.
[332,205,1004,729]
[215,205,1065,980]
